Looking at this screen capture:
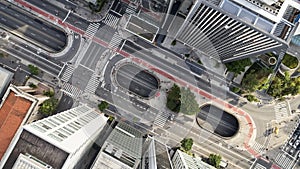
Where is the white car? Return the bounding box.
[294,140,300,149]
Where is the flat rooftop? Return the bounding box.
[3,130,69,169]
[0,90,32,159]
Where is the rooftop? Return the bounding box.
[0,90,32,160]
[12,153,53,169]
[23,105,108,153]
[0,67,13,99]
[3,130,68,169]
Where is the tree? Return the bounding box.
[225,58,252,75]
[29,83,37,89]
[98,101,109,111]
[39,97,58,117]
[241,63,272,92]
[268,72,300,98]
[28,64,39,75]
[209,154,222,168]
[245,95,259,102]
[166,84,181,113]
[180,138,193,152]
[171,40,177,46]
[179,87,200,115]
[43,90,55,97]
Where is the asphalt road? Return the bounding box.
[0,2,66,52]
[24,0,90,31]
[116,64,159,98]
[2,37,62,76]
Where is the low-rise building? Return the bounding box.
[0,105,108,169]
[0,85,48,163]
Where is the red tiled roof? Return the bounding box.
[0,91,32,159]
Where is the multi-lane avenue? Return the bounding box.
[0,1,67,52]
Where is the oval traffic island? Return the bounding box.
[115,63,159,99]
[196,104,239,138]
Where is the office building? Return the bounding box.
[167,0,300,62]
[172,150,216,169]
[140,136,173,169]
[0,105,108,169]
[91,122,144,169]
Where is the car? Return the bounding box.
[290,138,296,146]
[294,140,300,149]
[168,114,175,121]
[290,148,295,155]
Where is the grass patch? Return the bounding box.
[282,53,298,69]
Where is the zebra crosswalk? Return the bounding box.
[153,111,170,127]
[61,82,83,99]
[85,73,100,94]
[253,163,266,169]
[275,152,295,169]
[274,102,289,121]
[84,23,100,39]
[61,64,74,82]
[109,33,122,49]
[102,13,120,29]
[251,142,265,155]
[125,5,136,15]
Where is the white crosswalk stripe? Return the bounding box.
[125,5,136,15]
[274,102,289,121]
[109,33,122,49]
[102,13,120,29]
[251,142,265,155]
[154,111,170,127]
[85,73,100,94]
[61,65,74,82]
[253,163,266,169]
[61,82,83,99]
[275,152,294,169]
[84,23,100,39]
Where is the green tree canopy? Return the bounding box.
[241,63,272,92]
[209,154,222,168]
[179,87,200,115]
[28,64,39,75]
[268,72,300,98]
[98,101,109,111]
[39,97,58,117]
[166,85,200,115]
[180,138,193,152]
[225,58,252,75]
[166,84,181,113]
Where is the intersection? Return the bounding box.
[1,0,300,168]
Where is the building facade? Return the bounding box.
[167,0,300,62]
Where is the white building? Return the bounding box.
[172,150,216,169]
[91,122,144,169]
[0,105,108,169]
[0,66,13,99]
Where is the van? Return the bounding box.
[220,160,228,168]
